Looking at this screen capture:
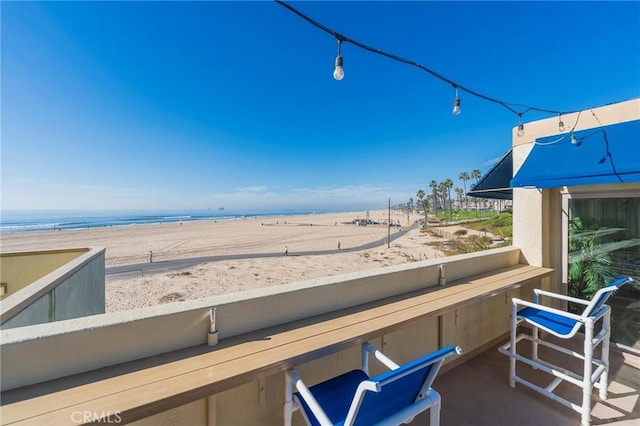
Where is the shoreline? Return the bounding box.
[0,210,413,265]
[0,209,360,235]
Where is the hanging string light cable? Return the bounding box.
[275,0,587,132]
[535,111,584,146]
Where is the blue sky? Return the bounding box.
[2,1,639,212]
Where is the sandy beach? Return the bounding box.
[1,210,452,312]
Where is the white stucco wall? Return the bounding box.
[0,246,522,391]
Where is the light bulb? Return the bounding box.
[571,134,578,145]
[333,55,344,80]
[517,123,524,137]
[452,96,461,115]
[558,120,565,132]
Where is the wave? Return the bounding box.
[0,209,335,234]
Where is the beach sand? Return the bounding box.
[1,211,451,312]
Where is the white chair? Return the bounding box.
[284,343,462,426]
[499,276,634,426]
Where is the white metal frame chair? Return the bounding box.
[499,276,634,426]
[284,343,462,426]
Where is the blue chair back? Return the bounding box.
[350,346,458,425]
[582,277,633,319]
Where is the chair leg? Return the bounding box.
[599,309,611,401]
[531,325,539,370]
[284,371,294,426]
[361,343,369,375]
[509,303,518,388]
[582,319,594,426]
[429,392,441,426]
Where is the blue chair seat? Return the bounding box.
[518,306,578,336]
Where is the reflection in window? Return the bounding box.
[568,197,640,349]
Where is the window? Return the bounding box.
[563,192,640,349]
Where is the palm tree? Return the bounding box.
[471,169,482,217]
[437,181,448,222]
[444,179,454,222]
[455,187,464,211]
[458,171,470,218]
[407,197,414,225]
[428,194,436,220]
[416,190,427,223]
[429,180,438,219]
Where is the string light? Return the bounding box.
[275,0,621,134]
[571,133,579,145]
[452,86,461,116]
[333,39,344,80]
[517,115,525,137]
[558,113,565,132]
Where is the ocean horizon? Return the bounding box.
[0,208,351,234]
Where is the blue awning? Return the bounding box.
[467,148,512,200]
[511,119,640,188]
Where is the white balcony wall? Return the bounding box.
[0,248,105,329]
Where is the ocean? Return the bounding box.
[0,209,337,234]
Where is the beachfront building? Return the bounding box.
[1,99,638,425]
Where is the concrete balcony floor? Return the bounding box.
[436,339,640,426]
